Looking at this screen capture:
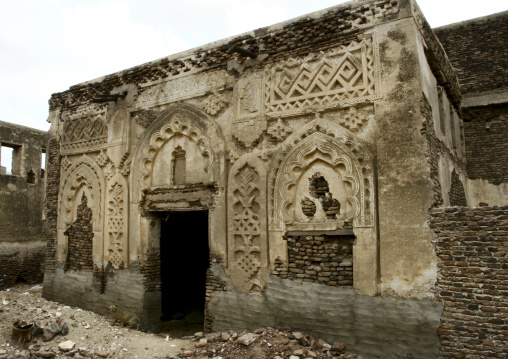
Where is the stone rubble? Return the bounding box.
[176,327,360,359]
[1,283,361,359]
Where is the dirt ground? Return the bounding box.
[0,283,360,359]
[0,283,194,358]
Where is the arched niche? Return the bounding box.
[268,118,378,295]
[269,125,374,230]
[131,104,226,202]
[57,155,104,267]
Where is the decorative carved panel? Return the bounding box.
[270,129,374,230]
[228,154,268,293]
[139,114,213,190]
[264,35,381,118]
[62,108,107,151]
[106,173,128,269]
[232,76,266,148]
[137,72,228,109]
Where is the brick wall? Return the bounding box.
[44,138,61,272]
[140,247,161,292]
[204,267,227,333]
[462,104,508,185]
[430,206,508,358]
[434,11,508,95]
[65,194,94,271]
[275,235,354,287]
[449,170,467,207]
[0,244,46,289]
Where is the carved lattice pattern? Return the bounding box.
[265,36,381,118]
[62,112,107,148]
[107,183,124,268]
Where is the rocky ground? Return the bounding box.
[0,283,361,359]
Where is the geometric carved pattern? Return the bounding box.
[106,174,128,269]
[62,109,107,150]
[267,118,293,142]
[228,154,267,293]
[265,35,381,118]
[270,123,374,229]
[339,106,374,132]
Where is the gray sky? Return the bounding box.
[0,0,506,133]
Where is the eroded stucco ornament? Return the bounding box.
[203,91,229,116]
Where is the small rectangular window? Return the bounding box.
[41,148,46,178]
[0,142,22,175]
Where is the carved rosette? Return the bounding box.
[106,173,128,269]
[228,153,268,293]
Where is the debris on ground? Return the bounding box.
[174,327,360,359]
[0,283,361,358]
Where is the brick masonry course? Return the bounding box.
[430,206,508,358]
[435,11,508,96]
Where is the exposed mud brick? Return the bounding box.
[462,104,508,184]
[65,194,94,272]
[140,248,161,292]
[0,244,46,289]
[278,235,354,287]
[435,11,508,95]
[449,170,467,206]
[430,206,508,358]
[204,266,227,333]
[44,138,61,273]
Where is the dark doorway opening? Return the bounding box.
[160,210,209,334]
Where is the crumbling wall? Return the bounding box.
[0,121,48,289]
[430,206,508,358]
[209,276,443,359]
[462,104,508,185]
[434,11,508,96]
[275,235,354,287]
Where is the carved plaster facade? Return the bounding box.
[43,0,472,338]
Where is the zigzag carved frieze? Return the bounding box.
[62,109,107,150]
[265,35,381,118]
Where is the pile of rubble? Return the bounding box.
[1,284,361,359]
[172,328,360,359]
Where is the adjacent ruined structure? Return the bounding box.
[40,0,507,357]
[0,121,48,288]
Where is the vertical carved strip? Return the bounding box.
[106,173,128,269]
[227,154,268,293]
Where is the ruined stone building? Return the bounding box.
[37,0,506,357]
[0,121,48,288]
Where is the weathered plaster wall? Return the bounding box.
[430,206,508,358]
[0,121,48,289]
[375,17,438,298]
[209,275,443,359]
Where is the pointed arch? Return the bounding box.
[57,154,104,266]
[268,119,374,230]
[131,104,226,203]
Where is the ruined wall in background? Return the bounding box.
[430,206,508,358]
[434,11,508,96]
[0,121,48,289]
[462,105,508,185]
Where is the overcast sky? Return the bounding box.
[1,0,506,132]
